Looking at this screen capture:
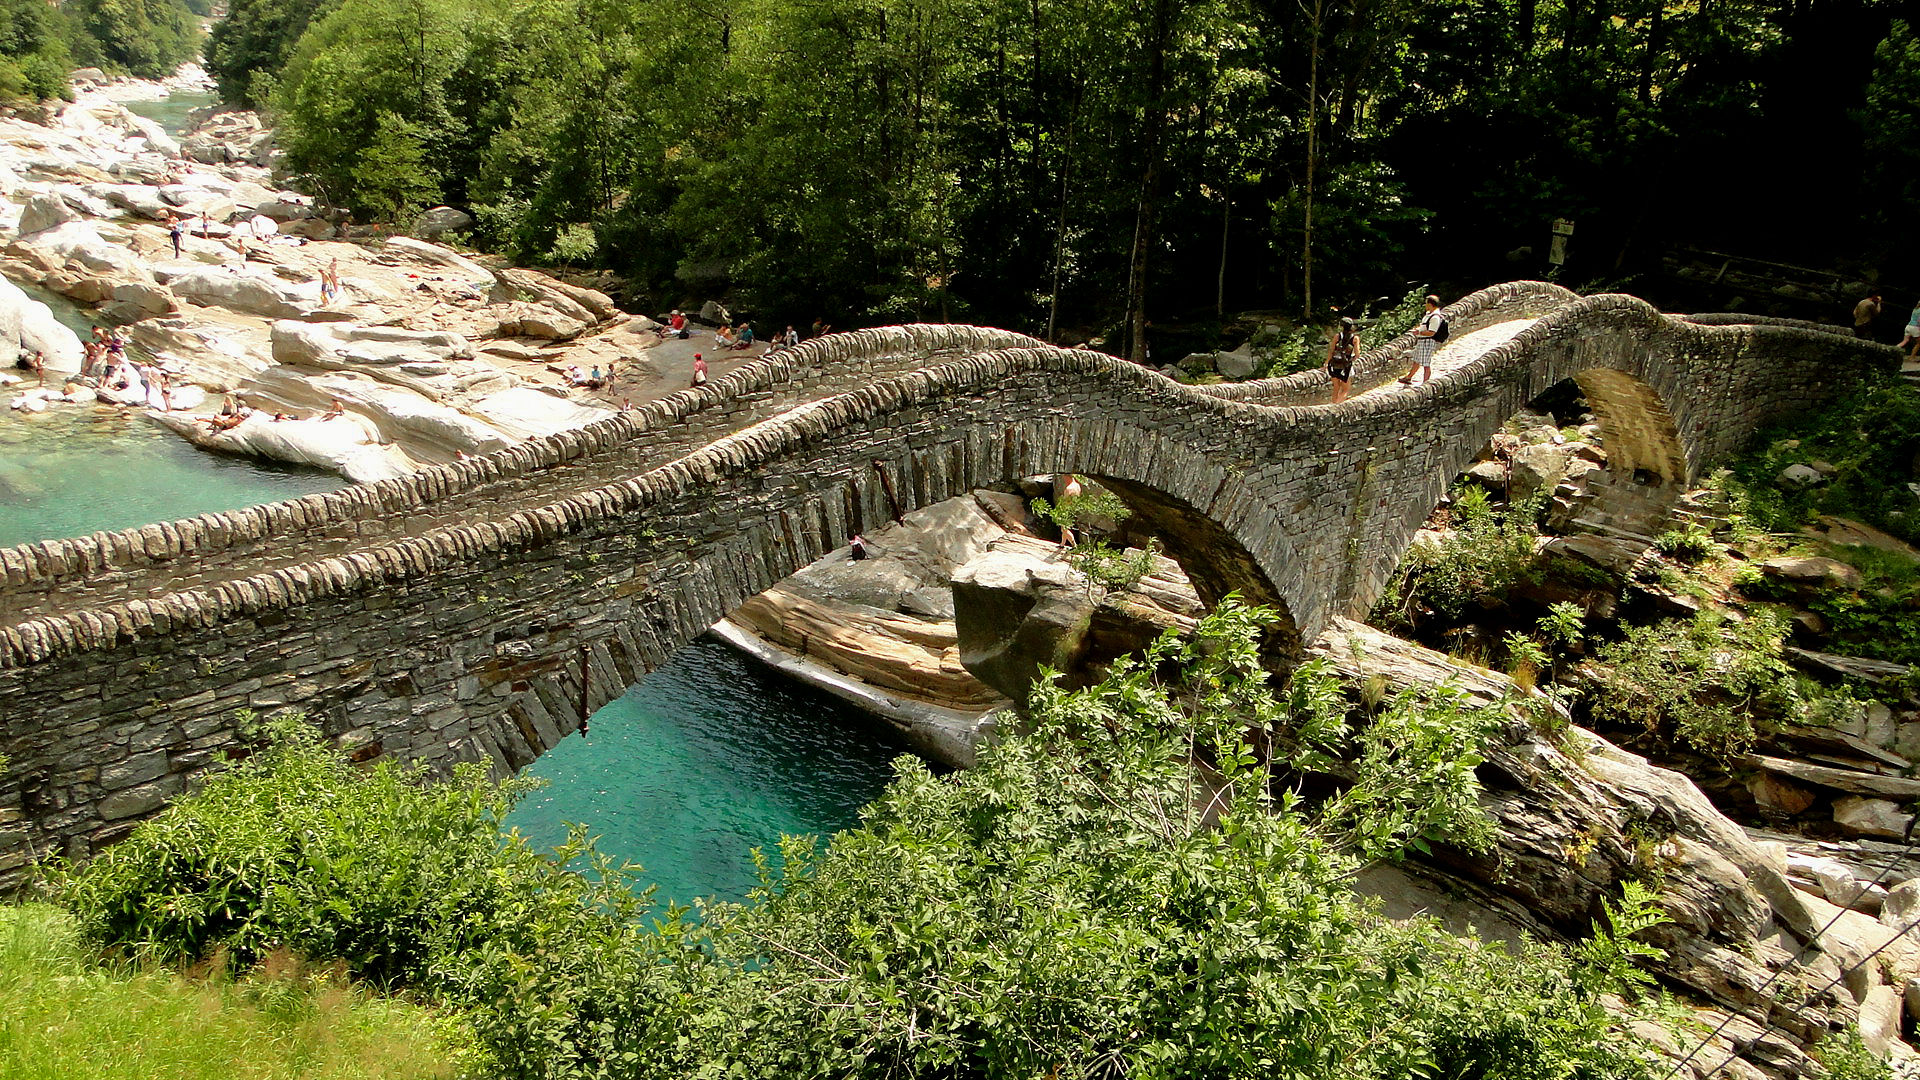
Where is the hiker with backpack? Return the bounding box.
[1398,295,1448,385]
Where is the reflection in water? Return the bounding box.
[506,638,912,907]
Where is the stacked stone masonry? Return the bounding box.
[0,282,1894,887]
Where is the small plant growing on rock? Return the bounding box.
[1654,523,1715,564]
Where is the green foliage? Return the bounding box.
[1654,524,1715,564]
[1030,487,1131,532]
[60,713,643,991]
[1386,488,1546,622]
[206,0,338,106]
[1573,882,1671,999]
[1815,1029,1896,1080]
[1067,536,1161,593]
[1539,601,1587,649]
[1590,608,1827,761]
[58,606,1663,1080]
[544,222,597,267]
[0,902,457,1079]
[65,0,200,78]
[1324,679,1500,862]
[0,0,71,103]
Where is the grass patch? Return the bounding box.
[0,903,455,1080]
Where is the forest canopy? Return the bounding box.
[222,0,1913,347]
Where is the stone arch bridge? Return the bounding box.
[0,281,1892,884]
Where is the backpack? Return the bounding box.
[1431,313,1450,343]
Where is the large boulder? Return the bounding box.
[17,192,76,235]
[0,274,84,372]
[952,534,1199,702]
[495,301,585,342]
[1509,441,1577,501]
[90,183,174,221]
[22,220,150,281]
[382,235,495,286]
[1214,344,1258,379]
[180,133,232,165]
[169,268,312,318]
[111,281,178,315]
[1757,555,1863,591]
[150,410,414,484]
[414,205,475,238]
[271,320,473,372]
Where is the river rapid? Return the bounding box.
[2,72,910,907]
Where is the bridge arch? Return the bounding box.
[0,284,1893,885]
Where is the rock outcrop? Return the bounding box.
[0,66,700,476]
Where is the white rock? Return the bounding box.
[1862,982,1904,1058]
[26,220,151,280]
[1780,462,1826,488]
[1835,795,1915,840]
[17,191,77,235]
[468,385,613,441]
[381,235,495,286]
[111,281,177,315]
[0,274,84,372]
[170,268,312,318]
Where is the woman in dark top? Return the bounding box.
[1325,317,1359,403]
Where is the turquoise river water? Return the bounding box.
[2,275,904,908]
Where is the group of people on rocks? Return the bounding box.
[196,393,349,433]
[650,308,824,390]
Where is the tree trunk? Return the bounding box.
[1125,0,1175,365]
[1216,195,1230,319]
[1301,0,1323,322]
[1046,87,1079,344]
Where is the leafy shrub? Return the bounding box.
[60,714,645,990]
[1384,489,1546,622]
[1590,608,1816,760]
[60,607,1665,1080]
[1654,524,1715,564]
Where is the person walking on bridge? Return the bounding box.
[1398,295,1446,385]
[1326,317,1359,403]
[1854,291,1883,340]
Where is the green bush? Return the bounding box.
[1381,488,1547,623]
[61,606,1665,1079]
[60,714,644,991]
[1589,608,1843,760]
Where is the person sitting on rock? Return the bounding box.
[730,323,755,350]
[320,397,346,420]
[714,323,736,348]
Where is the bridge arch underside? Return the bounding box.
[1345,350,1696,620]
[0,382,1311,876]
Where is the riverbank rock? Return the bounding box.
[168,267,313,318]
[17,191,76,235]
[414,205,474,238]
[951,533,1200,702]
[0,273,83,371]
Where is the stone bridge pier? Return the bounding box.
[0,283,1894,886]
